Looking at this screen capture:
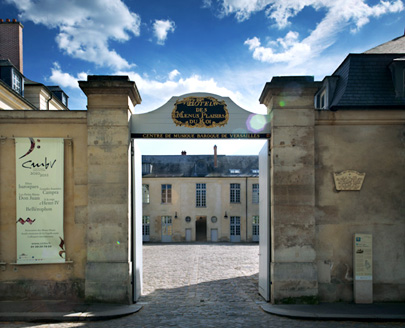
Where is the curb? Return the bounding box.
[0,304,143,322]
[261,304,405,321]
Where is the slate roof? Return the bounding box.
[364,34,405,54]
[329,54,405,109]
[142,155,258,178]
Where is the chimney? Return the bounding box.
[181,151,187,155]
[0,19,24,73]
[214,145,218,168]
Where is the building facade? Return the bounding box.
[259,34,405,303]
[142,152,260,242]
[0,29,403,305]
[0,19,69,110]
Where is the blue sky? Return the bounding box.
[1,0,404,155]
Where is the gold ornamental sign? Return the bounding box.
[333,170,366,191]
[172,96,229,128]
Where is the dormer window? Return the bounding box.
[389,58,405,98]
[61,92,67,106]
[48,86,69,108]
[142,163,152,175]
[403,68,405,96]
[0,61,24,96]
[315,88,327,109]
[12,68,22,94]
[320,90,326,109]
[315,76,339,110]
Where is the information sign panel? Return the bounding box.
[15,138,65,264]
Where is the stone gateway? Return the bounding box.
[0,30,404,305]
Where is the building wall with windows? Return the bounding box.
[0,19,69,110]
[142,154,260,242]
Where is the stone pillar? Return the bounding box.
[260,76,320,304]
[79,76,141,303]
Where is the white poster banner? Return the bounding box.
[15,138,65,264]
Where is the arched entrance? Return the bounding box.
[130,93,271,302]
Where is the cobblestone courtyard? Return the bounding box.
[3,244,404,328]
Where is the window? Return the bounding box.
[251,169,259,174]
[142,163,152,175]
[142,184,150,204]
[61,92,68,106]
[252,216,259,236]
[12,68,22,94]
[229,169,241,174]
[161,216,173,242]
[403,69,405,95]
[142,216,150,241]
[161,184,172,203]
[252,184,259,203]
[196,183,206,207]
[230,183,240,203]
[320,93,325,108]
[230,216,241,242]
[252,216,259,242]
[230,216,241,235]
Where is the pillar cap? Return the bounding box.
[79,75,142,106]
[259,76,320,107]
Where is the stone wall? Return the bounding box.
[315,110,405,302]
[0,76,141,303]
[261,76,405,303]
[79,76,140,303]
[0,110,88,300]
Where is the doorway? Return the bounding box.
[185,228,192,242]
[161,216,173,242]
[210,229,218,242]
[131,92,271,304]
[230,216,241,242]
[195,216,207,242]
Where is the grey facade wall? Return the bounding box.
[315,111,405,302]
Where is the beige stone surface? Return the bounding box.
[143,176,259,242]
[0,112,88,300]
[315,113,405,302]
[82,77,139,304]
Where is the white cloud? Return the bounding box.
[244,37,261,51]
[168,69,180,80]
[49,63,87,89]
[153,19,176,45]
[45,63,252,113]
[218,0,404,64]
[218,0,270,21]
[116,69,248,113]
[202,0,213,8]
[244,31,311,65]
[8,0,141,70]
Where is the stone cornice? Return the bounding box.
[315,110,405,125]
[79,76,142,107]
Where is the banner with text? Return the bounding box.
[16,138,65,264]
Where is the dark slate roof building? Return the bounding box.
[315,34,405,110]
[142,153,258,178]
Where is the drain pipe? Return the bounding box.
[46,92,53,110]
[246,177,248,242]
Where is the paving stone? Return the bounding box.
[2,244,404,328]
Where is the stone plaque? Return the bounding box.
[172,96,229,128]
[333,170,365,191]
